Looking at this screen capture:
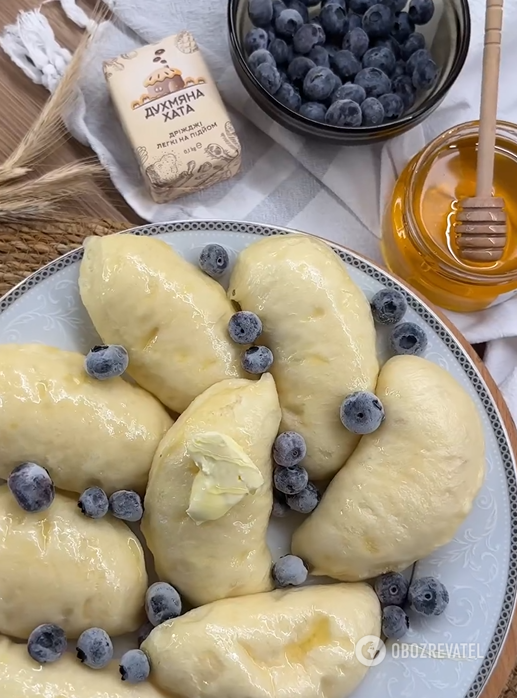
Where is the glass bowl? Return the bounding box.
[228,0,471,145]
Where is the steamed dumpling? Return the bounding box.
[0,344,172,494]
[292,355,486,581]
[142,373,281,607]
[228,234,379,479]
[0,488,147,639]
[143,583,381,698]
[79,234,247,413]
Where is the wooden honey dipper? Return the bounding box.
[455,0,507,263]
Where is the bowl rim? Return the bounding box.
[227,0,472,134]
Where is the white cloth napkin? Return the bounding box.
[2,0,517,419]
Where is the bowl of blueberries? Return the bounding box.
[228,0,470,144]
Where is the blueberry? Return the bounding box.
[325,43,340,68]
[287,0,310,22]
[374,572,409,606]
[274,464,309,495]
[293,23,326,54]
[382,606,410,639]
[333,49,361,79]
[255,62,283,93]
[332,82,366,104]
[362,46,396,75]
[28,624,67,664]
[392,74,416,108]
[325,99,362,126]
[85,345,129,381]
[286,482,320,513]
[275,81,301,109]
[145,582,182,626]
[400,31,425,60]
[363,4,394,37]
[137,621,154,646]
[342,27,369,57]
[355,66,391,96]
[244,27,269,55]
[390,321,427,355]
[8,462,55,513]
[300,101,328,122]
[392,59,406,77]
[340,391,385,434]
[348,12,363,28]
[228,312,262,345]
[349,0,377,12]
[408,0,434,24]
[309,45,330,67]
[303,66,336,100]
[361,96,384,124]
[272,555,308,587]
[248,0,274,26]
[199,243,229,278]
[109,490,143,522]
[78,486,109,519]
[371,288,407,323]
[287,56,316,87]
[374,36,400,59]
[319,4,349,38]
[269,37,293,64]
[408,577,449,616]
[76,628,113,670]
[405,47,431,75]
[391,11,415,42]
[412,57,438,89]
[242,345,274,374]
[273,431,307,467]
[275,8,304,37]
[119,649,151,683]
[248,48,276,75]
[272,0,287,18]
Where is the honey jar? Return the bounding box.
[382,121,517,312]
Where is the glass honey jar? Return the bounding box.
[382,121,517,312]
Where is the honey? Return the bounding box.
[382,121,517,312]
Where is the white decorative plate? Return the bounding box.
[0,220,515,698]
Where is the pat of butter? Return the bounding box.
[186,432,264,525]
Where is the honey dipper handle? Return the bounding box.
[476,0,504,198]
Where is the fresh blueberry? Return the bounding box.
[78,486,109,519]
[408,0,434,24]
[325,99,362,126]
[8,462,55,513]
[412,56,438,89]
[275,8,304,37]
[287,0,310,22]
[199,243,230,278]
[272,555,308,587]
[109,490,143,522]
[354,66,391,96]
[348,12,363,28]
[242,345,274,374]
[248,48,276,75]
[374,572,409,606]
[324,43,340,68]
[408,577,449,616]
[382,606,410,639]
[272,490,290,517]
[28,624,67,664]
[119,650,151,683]
[332,82,366,103]
[287,56,316,87]
[391,11,415,42]
[244,27,269,55]
[229,311,262,344]
[269,37,293,64]
[137,622,154,646]
[319,4,349,38]
[392,74,416,108]
[309,45,330,67]
[276,81,303,110]
[362,46,396,75]
[287,482,320,513]
[293,23,326,54]
[374,36,400,59]
[272,0,287,19]
[361,96,384,124]
[363,4,394,37]
[145,582,182,626]
[85,345,129,381]
[340,391,385,434]
[255,62,283,94]
[248,0,274,26]
[303,66,336,100]
[405,47,431,75]
[274,464,309,495]
[300,101,328,121]
[371,288,407,323]
[390,321,427,355]
[273,431,307,467]
[349,0,377,12]
[333,49,362,79]
[342,27,369,57]
[400,31,425,60]
[392,59,406,77]
[76,628,113,670]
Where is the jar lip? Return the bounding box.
[405,120,517,286]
